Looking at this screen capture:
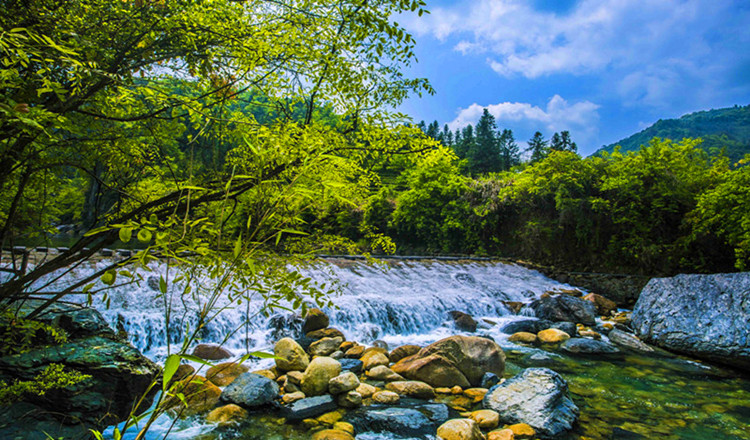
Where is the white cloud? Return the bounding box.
[404,0,750,108]
[448,95,600,147]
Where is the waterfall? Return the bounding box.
[5,258,578,362]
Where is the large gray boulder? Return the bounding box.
[482,368,579,438]
[528,295,597,325]
[220,372,280,408]
[631,273,750,369]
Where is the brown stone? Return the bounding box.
[418,336,505,387]
[206,404,248,425]
[445,395,473,411]
[506,423,535,439]
[361,347,389,370]
[301,357,342,396]
[366,365,404,382]
[502,301,524,314]
[464,388,488,403]
[171,364,196,384]
[303,308,330,334]
[355,382,377,398]
[389,344,422,363]
[436,418,485,440]
[339,341,356,352]
[391,354,470,388]
[344,345,365,358]
[385,381,436,399]
[583,293,618,316]
[307,327,346,340]
[469,409,499,429]
[274,337,310,372]
[311,429,355,440]
[191,343,233,361]
[252,369,277,380]
[371,390,400,404]
[206,362,250,387]
[508,332,537,344]
[166,375,221,416]
[487,429,514,440]
[333,421,355,435]
[537,328,571,344]
[309,337,345,357]
[282,391,305,404]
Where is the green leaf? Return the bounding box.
[159,276,167,294]
[178,354,214,367]
[162,354,180,390]
[137,229,152,242]
[101,270,116,286]
[246,351,282,360]
[119,228,133,243]
[233,235,242,258]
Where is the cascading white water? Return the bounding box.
[7,258,577,363]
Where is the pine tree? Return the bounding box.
[528,131,548,163]
[470,109,502,174]
[550,132,563,151]
[426,120,440,139]
[560,130,578,153]
[499,128,520,170]
[441,124,453,146]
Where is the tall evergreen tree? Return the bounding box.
[528,131,548,162]
[549,132,563,151]
[499,128,520,170]
[441,124,453,146]
[560,130,578,153]
[426,120,440,139]
[455,124,476,160]
[470,109,502,174]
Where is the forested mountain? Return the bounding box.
[595,105,750,161]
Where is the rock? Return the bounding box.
[537,328,571,344]
[366,365,404,382]
[301,357,342,396]
[390,344,422,363]
[449,311,478,332]
[287,370,304,385]
[631,272,750,369]
[172,364,196,383]
[503,301,525,314]
[336,390,363,408]
[436,418,485,440]
[469,409,500,429]
[167,375,222,416]
[501,319,552,335]
[487,429,514,440]
[506,423,535,438]
[205,404,248,424]
[464,388,488,403]
[608,329,655,352]
[330,350,345,360]
[283,395,338,421]
[356,382,377,398]
[483,368,578,438]
[282,391,306,404]
[577,329,602,339]
[339,341,356,352]
[508,332,537,344]
[303,308,330,334]
[307,327,346,340]
[274,337,310,372]
[345,406,439,438]
[372,390,400,404]
[329,372,360,395]
[252,368,277,380]
[451,385,464,394]
[385,381,436,399]
[361,348,390,370]
[550,321,577,336]
[583,293,618,316]
[392,354,471,388]
[481,373,500,389]
[0,302,159,440]
[338,358,363,374]
[372,340,389,350]
[191,343,233,360]
[561,338,620,354]
[268,312,304,341]
[311,429,355,440]
[206,362,250,386]
[334,421,356,434]
[528,295,597,325]
[220,373,279,408]
[344,345,365,358]
[417,335,506,387]
[309,337,345,357]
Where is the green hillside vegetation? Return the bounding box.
[596,105,750,161]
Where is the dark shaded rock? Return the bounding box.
[344,406,437,438]
[339,358,363,374]
[561,338,620,355]
[611,427,647,439]
[529,295,597,325]
[282,395,337,421]
[631,272,750,369]
[417,335,505,387]
[607,329,654,352]
[500,319,552,335]
[481,372,500,389]
[0,303,159,440]
[583,293,618,316]
[220,373,279,408]
[302,308,330,334]
[448,311,478,332]
[192,343,233,360]
[550,321,577,336]
[483,367,579,438]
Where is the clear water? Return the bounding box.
[6,258,750,439]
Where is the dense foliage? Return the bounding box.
[596,105,750,162]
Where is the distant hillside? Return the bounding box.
[595,105,750,161]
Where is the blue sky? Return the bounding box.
[397,0,750,156]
